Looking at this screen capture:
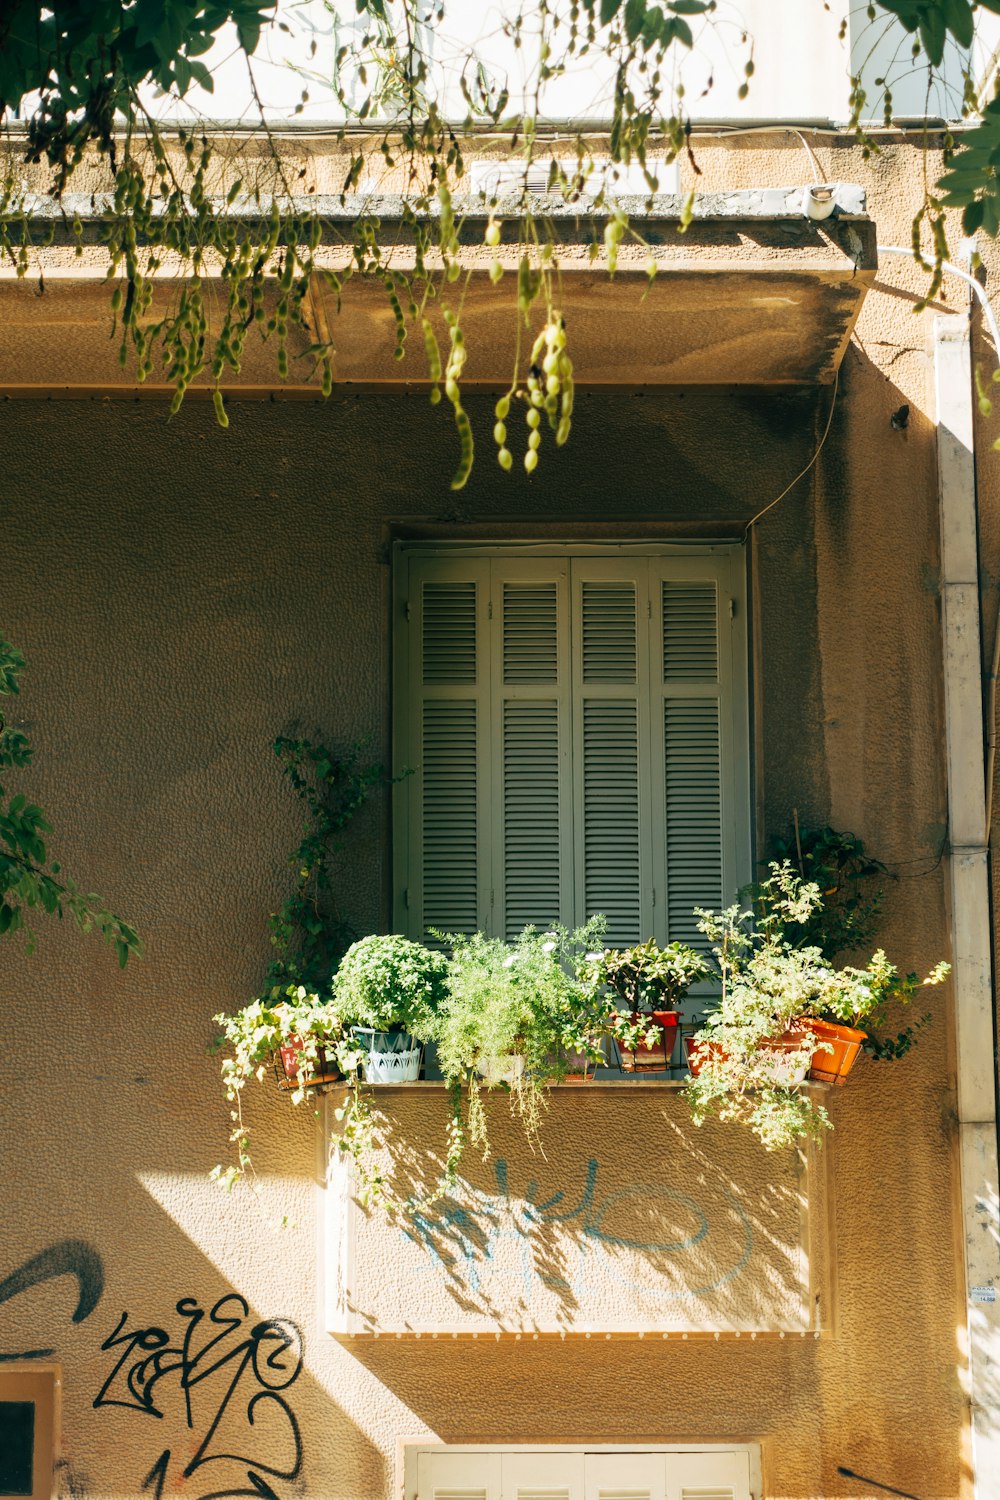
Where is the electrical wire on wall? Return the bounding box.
[742,369,840,543]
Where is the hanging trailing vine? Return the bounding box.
[1,0,999,480]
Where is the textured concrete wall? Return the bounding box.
[0,135,976,1500]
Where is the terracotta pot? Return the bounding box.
[274,1035,341,1091]
[759,1027,812,1085]
[684,1029,812,1084]
[616,1010,679,1072]
[805,1017,867,1085]
[684,1034,726,1076]
[558,1044,602,1082]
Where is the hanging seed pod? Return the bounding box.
[213,389,229,428]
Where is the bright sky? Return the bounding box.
[137,1,1000,128]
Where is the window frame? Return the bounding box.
[400,1441,762,1500]
[392,540,752,945]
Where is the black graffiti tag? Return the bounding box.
[94,1294,303,1500]
[0,1240,105,1360]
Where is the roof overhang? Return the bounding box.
[0,187,876,395]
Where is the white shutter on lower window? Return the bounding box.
[416,1451,502,1500]
[409,1449,752,1500]
[667,1451,751,1500]
[501,1452,585,1500]
[584,1453,665,1500]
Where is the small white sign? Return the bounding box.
[971,1285,997,1304]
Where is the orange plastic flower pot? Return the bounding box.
[806,1018,867,1085]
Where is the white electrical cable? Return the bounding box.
[876,242,1000,356]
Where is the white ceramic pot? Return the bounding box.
[477,1054,526,1086]
[353,1028,422,1083]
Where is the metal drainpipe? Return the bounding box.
[934,311,1000,1492]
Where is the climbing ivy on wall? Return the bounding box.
[0,637,141,963]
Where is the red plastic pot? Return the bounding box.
[274,1035,341,1091]
[617,1010,679,1072]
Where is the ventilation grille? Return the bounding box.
[665,699,722,948]
[431,1491,488,1500]
[423,582,477,683]
[504,700,561,935]
[503,584,559,683]
[582,581,637,683]
[583,700,640,944]
[422,700,477,933]
[680,1490,735,1500]
[597,1490,653,1499]
[515,1491,571,1500]
[662,581,718,681]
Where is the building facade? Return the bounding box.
[2,121,1000,1500]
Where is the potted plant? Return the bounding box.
[435,919,606,1155]
[334,933,448,1081]
[581,938,709,1072]
[684,864,949,1151]
[211,984,344,1190]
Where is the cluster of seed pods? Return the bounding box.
[493,313,574,474]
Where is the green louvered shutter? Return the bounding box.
[572,564,652,946]
[650,556,746,951]
[396,548,748,946]
[398,557,491,940]
[493,562,571,938]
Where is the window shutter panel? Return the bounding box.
[416,1451,501,1500]
[667,1452,751,1500]
[657,572,726,949]
[401,560,490,940]
[573,570,649,945]
[584,1453,665,1499]
[500,1453,585,1500]
[494,567,571,938]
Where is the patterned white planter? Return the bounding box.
[353,1028,422,1083]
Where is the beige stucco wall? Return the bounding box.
[0,131,982,1499]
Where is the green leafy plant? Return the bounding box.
[265,735,386,991]
[211,984,343,1190]
[0,636,141,965]
[684,864,949,1151]
[763,821,886,960]
[328,933,450,1211]
[581,937,708,1056]
[435,918,607,1156]
[334,932,448,1036]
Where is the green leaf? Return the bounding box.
[918,7,947,66]
[601,0,623,22]
[943,0,974,49]
[624,0,647,41]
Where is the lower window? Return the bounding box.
[404,1444,757,1500]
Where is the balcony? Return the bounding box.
[323,1085,830,1338]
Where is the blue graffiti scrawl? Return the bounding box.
[403,1158,754,1305]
